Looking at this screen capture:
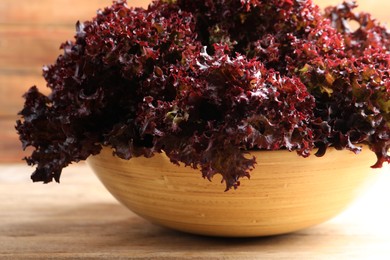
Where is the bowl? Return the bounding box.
[88,146,379,237]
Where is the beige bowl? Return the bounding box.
[88,146,379,237]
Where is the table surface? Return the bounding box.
[1,163,390,259]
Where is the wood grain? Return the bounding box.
[0,0,151,162]
[1,163,390,259]
[0,26,72,72]
[0,0,150,25]
[0,118,30,163]
[0,73,49,117]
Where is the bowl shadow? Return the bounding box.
[2,202,337,258]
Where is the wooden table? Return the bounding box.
[1,163,390,259]
[1,1,389,258]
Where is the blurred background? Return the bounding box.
[0,0,389,163]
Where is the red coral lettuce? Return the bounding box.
[16,0,389,190]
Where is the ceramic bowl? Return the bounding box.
[88,146,379,237]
